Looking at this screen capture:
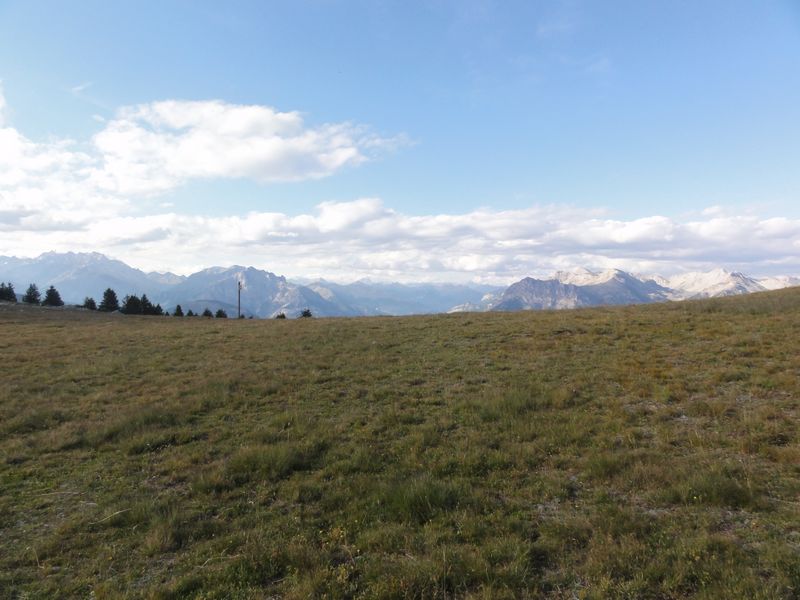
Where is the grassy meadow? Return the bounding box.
[1,291,799,598]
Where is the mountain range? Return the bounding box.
[1,252,798,317]
[0,252,496,317]
[468,267,800,313]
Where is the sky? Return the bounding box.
[1,0,799,282]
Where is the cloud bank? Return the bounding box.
[0,92,393,228]
[1,89,799,282]
[3,198,800,282]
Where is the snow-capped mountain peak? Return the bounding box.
[553,267,616,286]
[757,275,800,291]
[667,269,765,298]
[2,252,799,317]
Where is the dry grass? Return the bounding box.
[1,290,799,598]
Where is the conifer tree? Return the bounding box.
[173,304,184,317]
[22,283,40,304]
[99,288,119,312]
[215,308,228,318]
[121,294,143,314]
[0,282,16,302]
[41,285,64,307]
[83,297,97,310]
[202,308,213,317]
[140,294,154,314]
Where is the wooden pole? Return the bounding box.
[237,280,242,319]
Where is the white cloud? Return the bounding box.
[0,93,398,228]
[88,100,391,195]
[316,198,387,233]
[70,82,92,94]
[3,198,800,282]
[0,114,124,228]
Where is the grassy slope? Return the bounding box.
[1,292,799,599]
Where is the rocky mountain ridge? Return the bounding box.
[2,253,798,317]
[461,268,788,313]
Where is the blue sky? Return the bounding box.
[1,1,800,280]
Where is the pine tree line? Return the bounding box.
[0,282,17,302]
[120,293,164,316]
[1,282,66,306]
[2,282,309,319]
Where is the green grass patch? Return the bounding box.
[1,290,800,597]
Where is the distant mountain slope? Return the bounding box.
[160,266,351,318]
[492,278,582,311]
[307,279,499,316]
[0,252,496,318]
[146,271,186,286]
[2,253,798,316]
[0,254,340,317]
[0,252,170,303]
[447,290,503,313]
[576,269,670,305]
[758,275,800,291]
[490,270,671,312]
[553,267,614,286]
[665,269,766,298]
[467,267,797,313]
